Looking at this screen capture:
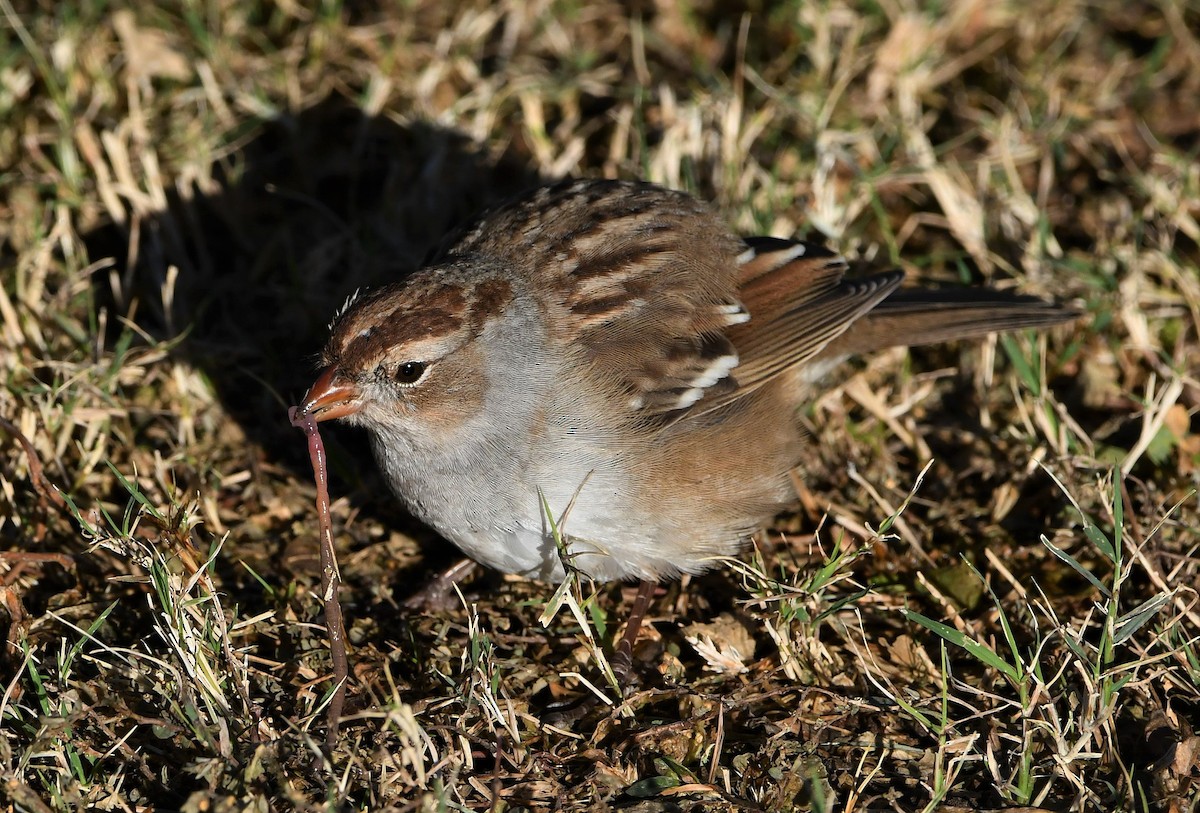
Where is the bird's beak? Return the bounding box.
[297,366,361,422]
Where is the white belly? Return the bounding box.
[377,434,662,582]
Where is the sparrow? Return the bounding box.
[295,178,1076,589]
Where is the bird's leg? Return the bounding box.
[611,579,657,686]
[542,578,658,723]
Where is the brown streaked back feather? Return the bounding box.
[449,178,753,416]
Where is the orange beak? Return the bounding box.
[297,366,361,422]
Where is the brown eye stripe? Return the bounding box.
[351,308,462,360]
[331,275,516,368]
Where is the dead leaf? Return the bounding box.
[684,613,756,675]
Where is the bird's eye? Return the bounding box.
[395,361,427,385]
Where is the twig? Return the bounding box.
[0,416,76,583]
[0,415,68,513]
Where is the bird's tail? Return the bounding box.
[816,287,1080,360]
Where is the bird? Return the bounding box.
[294,177,1076,653]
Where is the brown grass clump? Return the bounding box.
[1,1,1197,810]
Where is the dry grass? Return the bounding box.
[1,0,1198,810]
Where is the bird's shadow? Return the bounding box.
[82,94,546,588]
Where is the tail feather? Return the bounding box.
[816,288,1080,360]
